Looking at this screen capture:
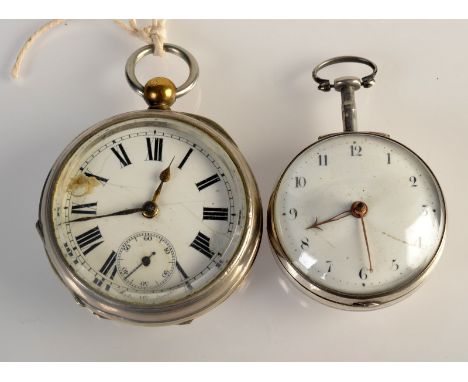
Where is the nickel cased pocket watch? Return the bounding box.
[267,57,446,310]
[36,44,262,325]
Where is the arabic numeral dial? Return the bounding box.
[271,133,445,304]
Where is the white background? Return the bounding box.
[0,20,466,361]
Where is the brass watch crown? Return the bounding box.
[143,77,177,109]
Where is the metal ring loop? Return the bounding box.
[125,43,199,98]
[312,56,378,91]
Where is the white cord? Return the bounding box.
[11,19,167,79]
[114,19,167,56]
[11,19,66,79]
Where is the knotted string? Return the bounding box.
[11,19,167,79]
[113,19,166,56]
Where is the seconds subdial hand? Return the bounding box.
[124,251,157,280]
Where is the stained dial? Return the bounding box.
[52,117,246,305]
[273,133,445,296]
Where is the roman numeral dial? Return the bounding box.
[54,126,247,308]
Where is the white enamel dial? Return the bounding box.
[51,116,247,306]
[272,133,445,297]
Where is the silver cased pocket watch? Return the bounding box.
[268,57,446,310]
[36,44,262,325]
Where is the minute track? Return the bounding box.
[55,124,246,307]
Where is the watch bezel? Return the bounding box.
[267,131,447,310]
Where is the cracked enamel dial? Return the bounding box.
[50,116,247,306]
[271,133,446,299]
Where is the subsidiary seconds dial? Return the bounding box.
[116,232,176,290]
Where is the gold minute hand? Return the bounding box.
[306,201,374,271]
[360,216,373,272]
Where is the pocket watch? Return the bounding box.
[268,57,446,310]
[36,44,262,325]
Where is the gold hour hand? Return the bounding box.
[143,156,175,218]
[306,209,352,230]
[360,216,373,272]
[307,201,374,271]
[152,156,174,202]
[306,201,369,230]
